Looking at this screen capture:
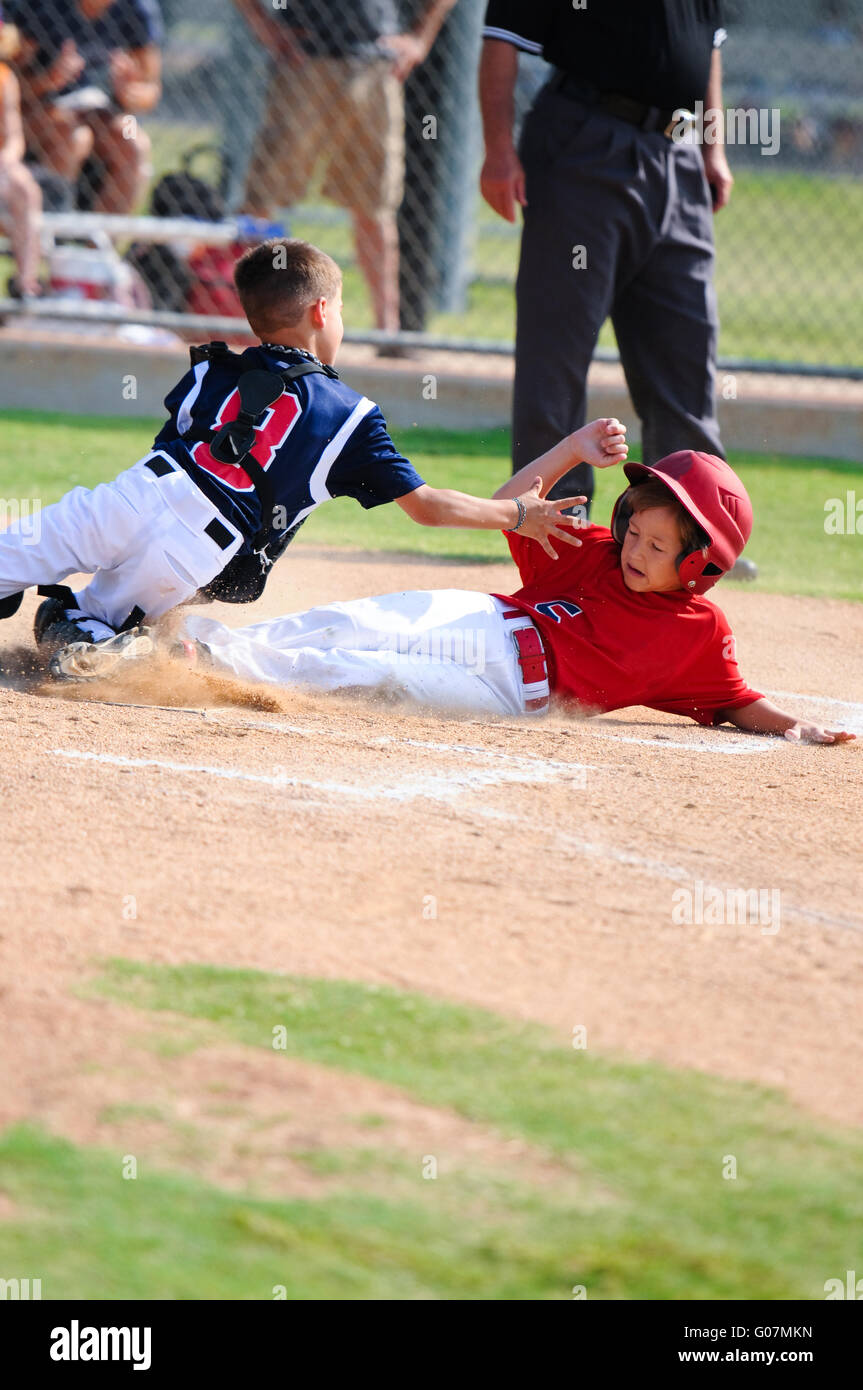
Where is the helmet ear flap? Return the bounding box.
[675,523,714,587]
[611,495,632,546]
[676,543,721,592]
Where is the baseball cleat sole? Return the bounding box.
[49,627,155,682]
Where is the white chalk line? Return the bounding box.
[766,689,863,731]
[768,689,863,714]
[469,804,863,935]
[50,746,588,805]
[221,717,597,776]
[582,728,776,755]
[217,714,779,760]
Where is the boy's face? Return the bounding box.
[316,284,344,364]
[620,505,687,593]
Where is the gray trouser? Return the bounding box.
[514,82,724,502]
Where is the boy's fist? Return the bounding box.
[575,418,628,469]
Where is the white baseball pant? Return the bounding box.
[0,452,244,632]
[183,590,551,717]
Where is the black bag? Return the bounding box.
[125,146,227,313]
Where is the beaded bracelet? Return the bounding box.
[506,497,527,533]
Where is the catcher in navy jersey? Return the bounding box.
[0,238,585,680]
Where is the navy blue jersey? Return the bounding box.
[152,345,424,553]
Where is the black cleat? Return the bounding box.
[34,597,97,652]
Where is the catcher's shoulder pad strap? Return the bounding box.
[208,370,285,466]
[200,361,334,465]
[188,340,246,370]
[237,368,286,419]
[279,359,340,383]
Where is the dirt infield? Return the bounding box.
[1,546,862,1149]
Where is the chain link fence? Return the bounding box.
[2,0,862,373]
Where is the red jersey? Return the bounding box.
[496,526,762,726]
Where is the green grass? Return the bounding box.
[0,960,856,1300]
[1,410,861,597]
[289,170,863,369]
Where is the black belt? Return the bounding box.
[552,72,687,137]
[145,456,235,550]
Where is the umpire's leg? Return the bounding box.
[611,142,724,467]
[513,89,628,505]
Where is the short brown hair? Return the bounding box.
[233,239,341,340]
[623,479,708,556]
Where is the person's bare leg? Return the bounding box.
[22,102,90,181]
[0,161,43,294]
[352,208,400,333]
[90,116,151,214]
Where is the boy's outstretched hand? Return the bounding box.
[573,418,629,469]
[726,698,857,742]
[784,722,856,745]
[516,482,589,558]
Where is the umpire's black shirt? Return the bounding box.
[484,0,727,111]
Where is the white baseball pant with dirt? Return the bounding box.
[0,453,244,637]
[183,590,551,718]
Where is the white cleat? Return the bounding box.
[49,627,156,682]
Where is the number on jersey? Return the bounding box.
[534,600,583,623]
[191,389,301,492]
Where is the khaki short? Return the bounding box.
[246,55,405,217]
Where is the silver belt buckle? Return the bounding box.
[665,107,695,141]
[507,616,535,657]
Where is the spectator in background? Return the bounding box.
[0,11,43,297]
[9,0,163,214]
[232,0,455,337]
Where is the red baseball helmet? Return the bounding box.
[610,451,753,594]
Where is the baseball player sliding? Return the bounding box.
[179,426,855,745]
[0,238,581,676]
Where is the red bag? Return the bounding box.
[185,241,245,319]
